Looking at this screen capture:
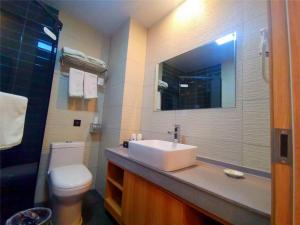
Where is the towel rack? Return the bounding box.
[60,54,108,81]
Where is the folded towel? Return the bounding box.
[69,68,84,97]
[0,92,28,150]
[62,47,86,59]
[158,80,168,89]
[63,53,87,61]
[87,56,106,68]
[84,72,98,99]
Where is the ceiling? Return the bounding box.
[44,0,184,36]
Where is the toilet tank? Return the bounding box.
[48,142,85,173]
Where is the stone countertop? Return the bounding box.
[105,147,271,225]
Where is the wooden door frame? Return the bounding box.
[287,0,300,224]
[270,0,299,224]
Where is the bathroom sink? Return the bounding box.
[128,140,197,171]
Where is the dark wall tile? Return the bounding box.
[0,0,59,222]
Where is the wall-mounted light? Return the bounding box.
[175,0,204,23]
[215,32,236,45]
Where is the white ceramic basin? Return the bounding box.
[128,140,197,171]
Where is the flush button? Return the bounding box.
[73,119,81,127]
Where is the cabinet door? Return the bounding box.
[122,171,185,225]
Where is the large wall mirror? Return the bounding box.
[155,32,236,111]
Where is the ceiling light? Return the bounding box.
[175,0,204,22]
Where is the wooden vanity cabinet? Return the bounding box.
[122,171,185,225]
[104,161,230,225]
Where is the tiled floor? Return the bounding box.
[82,190,119,225]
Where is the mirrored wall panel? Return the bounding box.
[155,32,236,111]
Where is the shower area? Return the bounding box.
[0,0,61,222]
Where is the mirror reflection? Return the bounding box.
[156,32,236,111]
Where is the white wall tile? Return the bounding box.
[121,106,142,132]
[243,144,271,172]
[140,108,176,133]
[140,0,271,172]
[185,136,243,166]
[243,99,271,146]
[122,83,144,108]
[142,85,155,110]
[175,108,242,142]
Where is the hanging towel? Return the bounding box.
[84,72,98,99]
[69,68,84,97]
[0,92,28,150]
[62,47,86,59]
[156,91,161,110]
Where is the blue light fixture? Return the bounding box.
[215,32,236,45]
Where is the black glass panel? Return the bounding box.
[0,0,60,223]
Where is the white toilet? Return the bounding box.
[48,142,92,225]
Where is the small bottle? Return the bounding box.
[130,133,137,141]
[137,133,143,141]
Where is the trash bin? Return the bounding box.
[5,207,52,225]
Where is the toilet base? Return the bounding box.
[51,194,84,225]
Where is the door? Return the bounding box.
[270,0,299,224]
[287,0,300,224]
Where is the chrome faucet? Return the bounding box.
[168,124,181,143]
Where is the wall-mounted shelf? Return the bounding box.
[60,54,108,82]
[61,54,107,73]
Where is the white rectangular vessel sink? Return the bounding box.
[128,140,197,171]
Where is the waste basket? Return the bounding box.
[5,207,52,225]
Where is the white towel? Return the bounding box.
[156,91,161,110]
[63,54,87,61]
[97,77,104,86]
[69,68,84,97]
[158,80,168,89]
[0,92,28,150]
[87,56,106,68]
[84,72,98,99]
[62,47,86,59]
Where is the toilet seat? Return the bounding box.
[50,164,92,197]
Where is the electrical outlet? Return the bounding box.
[73,119,81,127]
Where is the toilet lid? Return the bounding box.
[50,164,92,189]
